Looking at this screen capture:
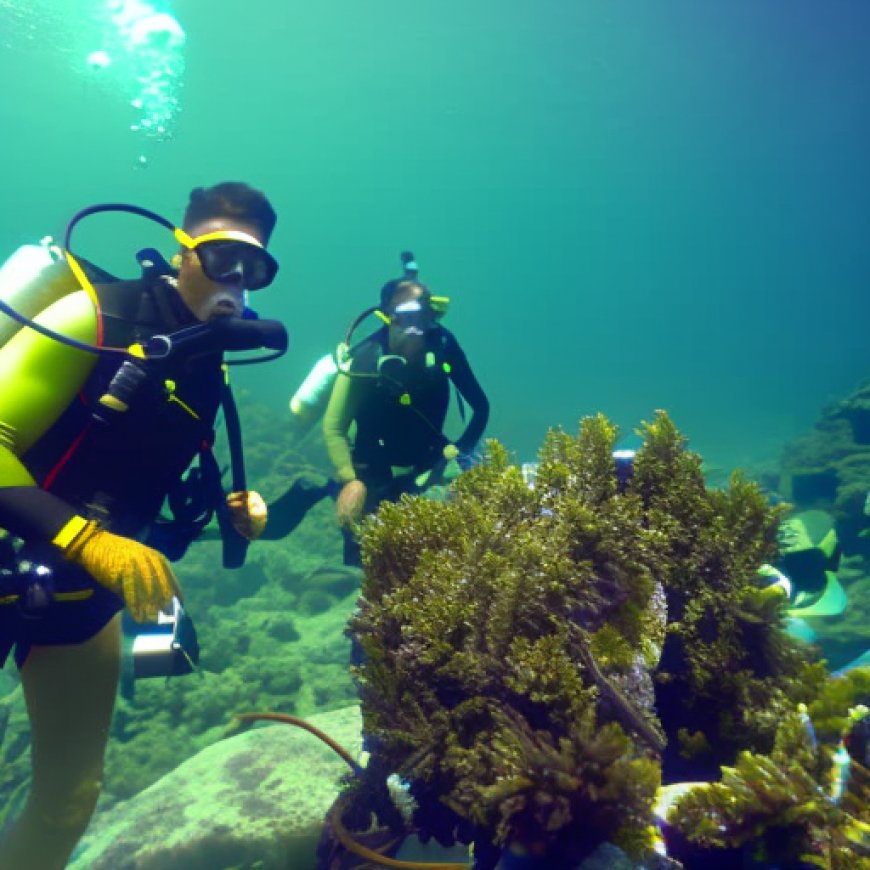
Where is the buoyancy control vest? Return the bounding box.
[22,276,226,542]
[348,326,460,470]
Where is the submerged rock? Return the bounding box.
[69,705,362,870]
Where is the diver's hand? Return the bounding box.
[226,490,268,540]
[337,480,367,530]
[54,516,181,623]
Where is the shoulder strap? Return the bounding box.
[95,276,196,348]
[221,373,246,494]
[161,372,249,569]
[215,373,249,568]
[433,328,467,423]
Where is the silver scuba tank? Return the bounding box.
[288,352,339,434]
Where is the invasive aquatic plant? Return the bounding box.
[345,411,820,865]
[669,699,870,869]
[636,413,827,775]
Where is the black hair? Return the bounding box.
[182,182,277,243]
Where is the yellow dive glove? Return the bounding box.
[53,515,182,623]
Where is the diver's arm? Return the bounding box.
[322,373,364,483]
[448,345,490,455]
[0,291,99,540]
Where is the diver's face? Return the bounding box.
[387,286,430,358]
[176,217,265,322]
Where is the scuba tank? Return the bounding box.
[0,238,83,348]
[0,202,289,572]
[288,352,339,433]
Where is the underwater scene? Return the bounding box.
[2,1,870,868]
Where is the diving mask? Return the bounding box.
[175,229,279,291]
[0,202,287,364]
[389,299,436,336]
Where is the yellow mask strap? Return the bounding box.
[429,295,450,318]
[65,229,266,304]
[374,309,391,325]
[173,227,265,250]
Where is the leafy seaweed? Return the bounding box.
[344,412,824,864]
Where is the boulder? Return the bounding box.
[69,704,363,870]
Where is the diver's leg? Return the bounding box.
[342,528,363,567]
[262,474,335,540]
[0,613,122,870]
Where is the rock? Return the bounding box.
[299,565,362,600]
[69,704,363,870]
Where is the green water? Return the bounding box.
[3,5,870,866]
[2,0,869,471]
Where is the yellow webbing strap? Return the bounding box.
[63,250,100,307]
[54,590,95,601]
[0,589,95,607]
[51,514,89,551]
[174,227,265,250]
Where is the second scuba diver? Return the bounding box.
[265,254,490,566]
[0,181,285,870]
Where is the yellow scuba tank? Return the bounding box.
[0,237,81,348]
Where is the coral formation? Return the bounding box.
[343,411,822,866]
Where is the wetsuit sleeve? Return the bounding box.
[0,291,99,541]
[322,372,364,484]
[448,341,490,455]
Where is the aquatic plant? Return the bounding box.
[343,411,819,865]
[668,693,870,869]
[637,413,827,777]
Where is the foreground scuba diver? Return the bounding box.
[0,181,285,869]
[265,256,490,565]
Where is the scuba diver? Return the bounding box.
[264,252,490,566]
[0,182,286,870]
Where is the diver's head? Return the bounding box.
[384,281,437,357]
[380,277,420,313]
[176,182,279,322]
[183,182,277,244]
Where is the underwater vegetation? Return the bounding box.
[670,671,870,869]
[338,411,832,868]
